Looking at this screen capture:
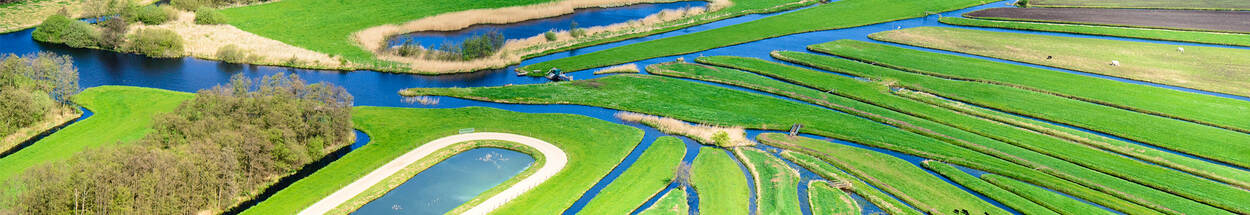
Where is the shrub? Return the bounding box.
[31,15,101,48]
[125,5,177,25]
[712,131,730,147]
[128,28,184,58]
[545,31,557,41]
[0,88,50,136]
[171,0,210,11]
[194,7,227,24]
[216,44,248,63]
[460,31,505,59]
[99,17,130,49]
[569,21,587,38]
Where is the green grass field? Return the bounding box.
[1024,0,1250,10]
[0,86,191,182]
[796,42,1250,170]
[519,0,990,74]
[757,133,1006,214]
[769,51,1250,214]
[240,106,644,214]
[807,180,861,215]
[692,147,749,215]
[403,74,1190,214]
[638,188,689,215]
[940,17,1250,47]
[736,147,801,214]
[781,150,917,215]
[871,27,1250,98]
[580,136,687,214]
[922,161,1057,215]
[982,174,1116,215]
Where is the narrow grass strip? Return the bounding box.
[638,187,689,215]
[735,147,802,214]
[403,75,1163,214]
[580,136,688,214]
[781,150,917,215]
[519,0,991,74]
[982,174,1116,215]
[687,56,1245,214]
[693,147,750,215]
[940,17,1250,47]
[757,134,1006,215]
[802,41,1250,170]
[922,160,1059,215]
[808,180,861,215]
[769,51,1250,214]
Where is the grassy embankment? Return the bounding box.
[1,106,79,153]
[922,161,1058,215]
[736,147,801,214]
[781,150,914,215]
[638,188,689,215]
[402,74,1173,214]
[808,180,861,215]
[579,136,687,214]
[0,86,190,182]
[982,174,1116,214]
[221,0,813,72]
[662,57,1249,214]
[871,27,1250,98]
[692,147,749,215]
[1022,0,1250,10]
[940,17,1250,47]
[327,140,548,214]
[519,0,991,75]
[757,134,1006,214]
[790,40,1250,187]
[241,106,644,214]
[771,51,1250,214]
[806,39,1250,168]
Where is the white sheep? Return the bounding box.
[1178,47,1185,54]
[1111,60,1121,66]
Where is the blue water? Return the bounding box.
[8,0,1246,213]
[630,136,703,215]
[388,1,708,48]
[353,148,535,215]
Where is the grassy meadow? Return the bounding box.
[807,180,861,215]
[638,187,689,215]
[781,150,916,215]
[870,27,1250,98]
[0,86,191,182]
[241,106,644,215]
[940,17,1250,47]
[737,147,801,214]
[922,161,1057,215]
[982,174,1117,215]
[519,0,991,74]
[579,136,687,214]
[692,147,750,215]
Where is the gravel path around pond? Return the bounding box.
[298,132,568,215]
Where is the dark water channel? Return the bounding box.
[4,0,1244,214]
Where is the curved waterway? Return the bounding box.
[6,0,1243,213]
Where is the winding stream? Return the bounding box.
[3,0,1244,214]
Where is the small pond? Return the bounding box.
[352,148,535,215]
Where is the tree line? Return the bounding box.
[0,52,79,138]
[1,73,355,214]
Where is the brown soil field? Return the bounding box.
[1027,0,1250,10]
[966,7,1250,33]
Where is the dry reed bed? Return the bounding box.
[133,11,344,68]
[593,64,640,74]
[616,112,753,147]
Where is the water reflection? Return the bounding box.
[353,148,535,215]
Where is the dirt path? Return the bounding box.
[298,132,568,215]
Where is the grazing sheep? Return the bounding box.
[1111,60,1121,66]
[1178,47,1185,54]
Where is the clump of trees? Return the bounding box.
[2,73,353,214]
[0,53,80,138]
[31,15,101,49]
[390,30,506,61]
[128,28,184,58]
